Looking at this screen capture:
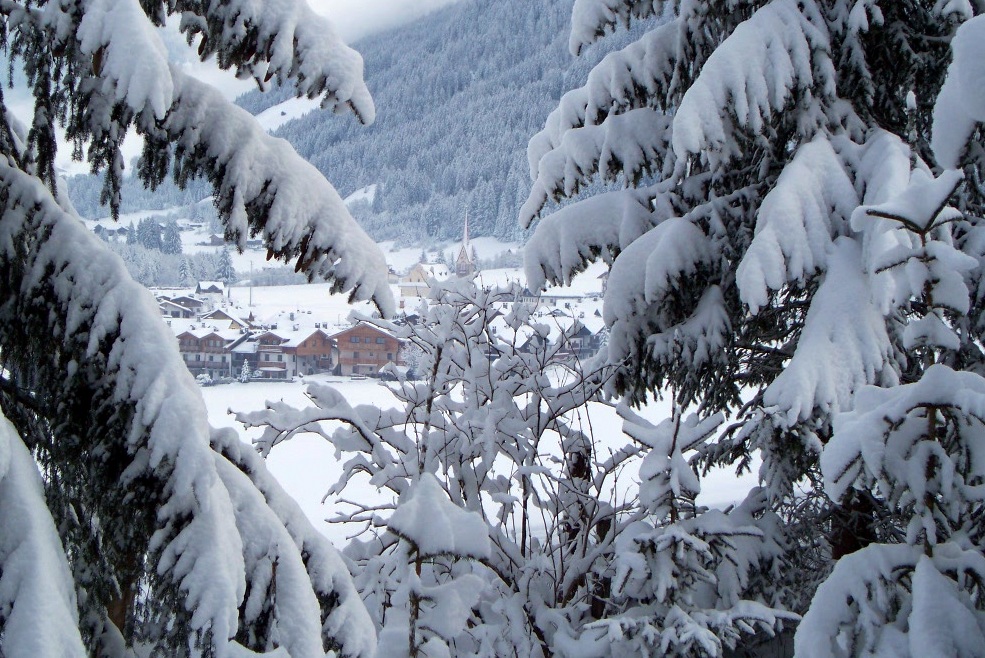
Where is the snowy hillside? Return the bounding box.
[232,0,655,244]
[63,0,652,245]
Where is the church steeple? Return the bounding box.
[455,209,475,277]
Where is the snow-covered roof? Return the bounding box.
[197,281,226,293]
[327,322,397,341]
[231,340,258,354]
[178,327,229,340]
[171,295,205,307]
[282,328,331,347]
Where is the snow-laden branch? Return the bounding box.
[569,0,666,56]
[523,188,656,289]
[736,136,857,314]
[7,0,392,314]
[173,0,374,123]
[212,429,377,658]
[155,69,393,314]
[763,238,894,430]
[521,109,671,228]
[672,0,832,165]
[0,412,87,657]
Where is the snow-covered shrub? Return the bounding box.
[239,279,634,656]
[563,407,794,658]
[239,278,799,656]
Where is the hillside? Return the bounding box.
[65,0,648,243]
[258,0,650,243]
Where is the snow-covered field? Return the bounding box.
[202,376,395,545]
[204,373,758,547]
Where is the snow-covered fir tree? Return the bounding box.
[177,255,192,286]
[136,217,163,251]
[161,219,183,255]
[0,0,393,653]
[239,360,252,384]
[524,0,985,653]
[216,248,237,285]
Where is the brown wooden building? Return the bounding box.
[254,331,290,379]
[291,329,335,375]
[329,323,401,376]
[177,329,237,378]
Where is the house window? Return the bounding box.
[353,351,359,359]
[350,336,360,343]
[387,353,393,360]
[277,354,283,362]
[376,337,385,344]
[369,352,374,357]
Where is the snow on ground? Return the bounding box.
[344,184,378,207]
[203,376,396,545]
[203,373,757,548]
[226,281,380,325]
[378,236,521,276]
[254,96,323,133]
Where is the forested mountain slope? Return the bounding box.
[67,0,646,243]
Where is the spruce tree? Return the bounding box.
[525,0,985,651]
[0,0,392,653]
[216,248,236,285]
[137,217,163,251]
[161,219,183,255]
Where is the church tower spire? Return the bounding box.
[455,208,475,277]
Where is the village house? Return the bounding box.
[176,328,247,379]
[253,331,293,379]
[399,262,450,298]
[200,308,250,331]
[329,323,401,376]
[249,328,336,378]
[169,295,207,314]
[93,224,129,242]
[195,281,227,305]
[562,321,599,359]
[399,263,432,298]
[230,337,258,377]
[290,329,336,375]
[516,288,542,307]
[159,299,195,319]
